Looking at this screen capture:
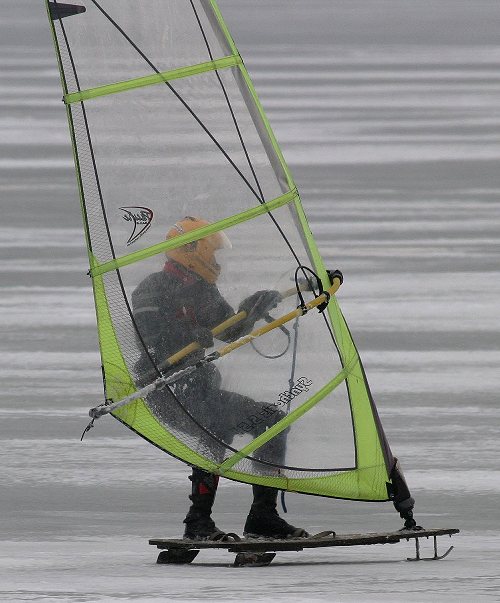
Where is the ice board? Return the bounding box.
[150,528,459,566]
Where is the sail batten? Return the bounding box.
[89,189,298,277]
[64,55,242,104]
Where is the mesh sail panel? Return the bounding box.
[46,0,395,501]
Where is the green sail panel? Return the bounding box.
[46,0,399,502]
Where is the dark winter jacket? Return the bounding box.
[131,261,251,377]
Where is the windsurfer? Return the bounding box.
[132,216,309,540]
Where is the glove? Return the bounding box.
[238,290,282,322]
[192,326,214,348]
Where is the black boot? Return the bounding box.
[183,468,225,540]
[243,485,308,539]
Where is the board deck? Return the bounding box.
[150,528,459,565]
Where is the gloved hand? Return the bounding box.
[238,290,282,322]
[192,325,214,348]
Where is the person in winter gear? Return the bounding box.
[132,216,308,540]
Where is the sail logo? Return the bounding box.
[276,377,313,406]
[120,206,154,246]
[235,377,313,433]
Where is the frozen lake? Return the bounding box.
[1,1,499,600]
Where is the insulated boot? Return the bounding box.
[183,468,225,540]
[243,485,309,539]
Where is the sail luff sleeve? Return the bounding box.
[208,0,295,193]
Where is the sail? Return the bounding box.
[46,0,406,503]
